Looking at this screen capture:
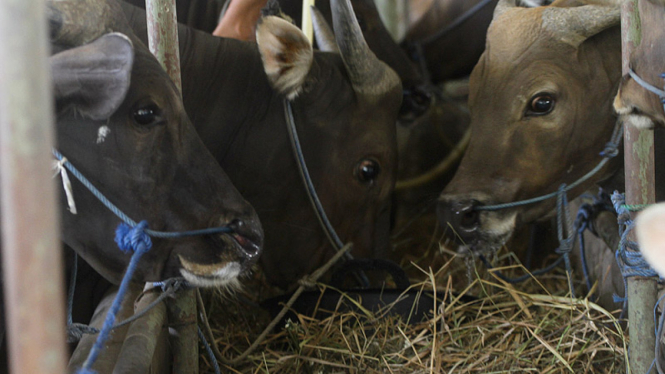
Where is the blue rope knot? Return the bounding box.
[115,220,152,254]
[599,141,619,158]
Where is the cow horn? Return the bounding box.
[311,6,339,53]
[48,0,121,47]
[493,0,517,19]
[542,5,620,48]
[330,0,399,95]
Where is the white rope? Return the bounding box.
[53,157,77,214]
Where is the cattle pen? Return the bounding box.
[0,0,664,373]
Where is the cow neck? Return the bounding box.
[283,100,370,287]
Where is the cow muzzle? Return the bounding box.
[436,193,517,252]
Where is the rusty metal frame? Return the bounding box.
[621,0,658,372]
[0,0,68,373]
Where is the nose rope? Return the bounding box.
[475,120,623,212]
[51,149,240,373]
[472,120,623,290]
[627,68,665,112]
[283,100,370,288]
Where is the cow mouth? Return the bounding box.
[178,256,243,288]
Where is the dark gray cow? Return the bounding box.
[49,0,263,287]
[120,0,402,288]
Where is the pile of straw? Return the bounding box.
[202,235,627,373]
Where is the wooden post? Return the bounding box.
[621,0,657,372]
[0,0,67,373]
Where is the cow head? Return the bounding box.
[250,0,401,287]
[437,0,621,253]
[614,0,665,129]
[49,0,263,287]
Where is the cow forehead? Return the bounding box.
[486,8,545,62]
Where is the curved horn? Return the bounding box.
[493,0,517,19]
[542,5,620,48]
[48,0,122,46]
[330,0,399,95]
[311,6,339,53]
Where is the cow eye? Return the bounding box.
[132,103,163,125]
[356,159,380,184]
[526,94,555,116]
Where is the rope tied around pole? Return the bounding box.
[609,191,659,309]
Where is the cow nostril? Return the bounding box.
[229,219,245,233]
[459,209,479,230]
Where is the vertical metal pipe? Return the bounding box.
[145,0,182,94]
[144,2,198,372]
[302,0,315,44]
[621,0,657,372]
[0,0,67,373]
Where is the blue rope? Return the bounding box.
[610,192,659,312]
[77,221,152,374]
[198,326,221,374]
[52,149,233,238]
[628,69,665,118]
[479,185,577,294]
[654,294,665,374]
[476,122,622,212]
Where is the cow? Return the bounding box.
[402,0,498,83]
[122,0,432,126]
[436,0,621,260]
[614,0,665,129]
[48,0,264,288]
[119,0,403,289]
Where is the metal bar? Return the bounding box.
[144,2,197,372]
[0,0,67,373]
[621,1,657,373]
[302,0,315,43]
[145,0,182,94]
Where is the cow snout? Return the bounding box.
[437,199,482,243]
[226,217,263,259]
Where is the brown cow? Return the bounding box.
[437,0,621,255]
[614,0,665,128]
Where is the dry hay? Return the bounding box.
[200,229,628,373]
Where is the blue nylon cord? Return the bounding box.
[77,221,152,374]
[476,122,622,212]
[52,149,233,238]
[198,326,221,374]
[283,100,370,288]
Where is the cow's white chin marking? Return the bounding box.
[623,113,655,129]
[460,212,518,254]
[96,125,110,144]
[179,261,242,289]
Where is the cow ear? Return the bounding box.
[256,16,313,100]
[51,32,134,121]
[636,203,665,278]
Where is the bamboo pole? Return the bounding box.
[621,0,657,372]
[0,0,67,373]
